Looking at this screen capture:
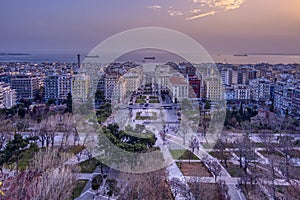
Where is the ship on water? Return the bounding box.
[234,54,248,57]
[144,56,155,60]
[86,55,100,58]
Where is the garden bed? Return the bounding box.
[221,162,245,177]
[71,180,88,199]
[176,162,212,177]
[209,151,233,160]
[170,149,199,160]
[79,158,101,173]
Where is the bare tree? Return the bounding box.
[169,177,192,199]
[58,113,75,149]
[119,170,173,200]
[203,156,222,182]
[235,132,255,174]
[0,118,13,150]
[4,149,78,200]
[278,136,294,181]
[214,138,229,168]
[189,136,199,163]
[216,180,230,200]
[189,178,230,200]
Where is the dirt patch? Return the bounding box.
[176,162,212,177]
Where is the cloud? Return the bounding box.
[147,5,162,11]
[189,9,202,14]
[168,10,184,16]
[186,11,216,20]
[214,0,245,11]
[164,0,246,20]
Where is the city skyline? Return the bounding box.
[1,0,300,55]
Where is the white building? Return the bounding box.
[274,81,295,115]
[249,78,271,101]
[168,76,189,103]
[123,67,143,94]
[104,73,120,100]
[73,74,90,103]
[225,86,235,100]
[234,85,251,100]
[155,65,172,93]
[205,76,223,101]
[221,70,232,86]
[0,82,16,108]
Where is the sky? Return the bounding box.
[0,0,300,55]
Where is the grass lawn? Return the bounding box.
[97,115,110,123]
[209,151,233,160]
[17,147,39,170]
[177,162,212,177]
[169,149,199,160]
[221,162,245,177]
[136,96,147,104]
[149,99,160,103]
[135,99,146,104]
[248,164,282,179]
[233,151,259,161]
[259,150,284,158]
[15,145,85,170]
[79,158,101,173]
[66,145,85,155]
[290,166,300,179]
[71,179,88,199]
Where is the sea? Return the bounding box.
[0,51,300,65]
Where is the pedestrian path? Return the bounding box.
[166,133,246,200]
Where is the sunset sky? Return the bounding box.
[1,0,300,54]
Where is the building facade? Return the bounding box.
[0,82,17,108]
[11,75,39,100]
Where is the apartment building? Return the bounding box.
[11,75,39,100]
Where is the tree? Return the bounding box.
[189,178,230,200]
[47,98,56,106]
[18,107,26,118]
[269,100,274,112]
[66,92,72,113]
[189,136,199,163]
[204,101,211,110]
[236,122,256,173]
[106,178,119,198]
[278,136,293,181]
[169,177,192,199]
[239,102,244,116]
[216,180,230,200]
[0,134,28,169]
[3,149,78,200]
[0,118,13,150]
[236,133,255,174]
[91,175,103,190]
[214,138,228,168]
[119,170,172,200]
[203,157,222,182]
